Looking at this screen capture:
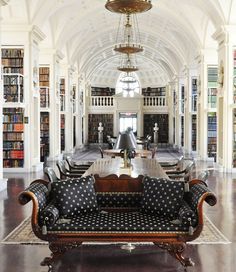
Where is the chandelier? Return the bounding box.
[114,14,143,54]
[105,0,152,14]
[118,54,139,73]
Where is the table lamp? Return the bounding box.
[115,132,137,168]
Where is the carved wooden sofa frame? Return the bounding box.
[18,174,217,270]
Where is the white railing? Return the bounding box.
[90,96,114,107]
[143,96,166,107]
[3,73,24,103]
[40,86,50,108]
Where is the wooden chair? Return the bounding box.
[44,167,60,183]
[166,160,195,181]
[65,156,91,171]
[56,160,84,179]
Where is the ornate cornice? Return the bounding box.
[0,0,10,6]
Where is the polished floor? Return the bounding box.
[0,148,236,272]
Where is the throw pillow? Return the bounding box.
[51,175,98,218]
[141,176,185,219]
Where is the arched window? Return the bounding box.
[116,72,141,97]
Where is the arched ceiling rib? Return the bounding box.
[2,0,234,86]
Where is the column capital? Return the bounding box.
[212,25,236,45]
[31,25,46,45]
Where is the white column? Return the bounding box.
[64,66,74,153]
[213,26,236,171]
[39,49,64,161]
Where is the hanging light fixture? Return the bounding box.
[114,14,143,54]
[118,54,139,73]
[105,0,152,14]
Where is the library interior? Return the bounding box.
[0,1,236,272]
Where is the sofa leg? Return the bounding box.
[155,242,194,267]
[41,241,82,268]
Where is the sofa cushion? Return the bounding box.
[51,175,98,218]
[47,211,189,233]
[141,176,185,219]
[178,200,198,227]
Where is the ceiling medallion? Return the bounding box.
[105,0,152,14]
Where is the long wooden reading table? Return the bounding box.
[84,157,169,178]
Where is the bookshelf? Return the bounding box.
[91,87,115,96]
[72,85,76,114]
[192,78,197,112]
[40,112,50,162]
[60,78,65,111]
[192,115,197,151]
[207,66,217,161]
[207,66,217,108]
[39,67,50,108]
[143,114,168,144]
[142,87,166,96]
[61,114,65,151]
[207,112,217,161]
[88,114,114,143]
[3,108,24,168]
[2,48,24,103]
[181,116,184,147]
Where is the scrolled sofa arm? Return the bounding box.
[18,179,50,226]
[184,180,217,224]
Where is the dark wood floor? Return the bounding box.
[0,150,236,272]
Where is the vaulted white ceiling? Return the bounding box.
[2,0,236,87]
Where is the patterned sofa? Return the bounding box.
[18,174,216,270]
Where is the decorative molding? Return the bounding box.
[56,50,65,61]
[0,0,10,6]
[31,25,46,44]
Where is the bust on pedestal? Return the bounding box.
[98,122,104,144]
[153,123,159,145]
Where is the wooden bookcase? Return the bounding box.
[2,48,24,103]
[143,114,169,144]
[60,78,65,111]
[3,108,24,168]
[40,112,50,162]
[207,66,217,161]
[61,114,65,151]
[142,87,166,96]
[207,112,217,161]
[88,114,114,143]
[91,87,115,96]
[192,115,197,151]
[39,67,50,108]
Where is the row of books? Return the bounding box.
[3,150,24,159]
[2,58,23,67]
[3,114,23,123]
[3,67,24,74]
[3,133,24,141]
[3,75,24,85]
[3,141,24,150]
[2,48,24,58]
[3,123,24,132]
[3,159,24,168]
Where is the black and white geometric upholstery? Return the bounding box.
[47,211,189,233]
[96,192,142,209]
[141,176,185,219]
[178,200,198,227]
[51,175,98,218]
[39,201,60,226]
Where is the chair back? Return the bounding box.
[99,146,104,158]
[44,167,59,183]
[56,160,68,175]
[198,170,209,182]
[66,156,74,167]
[184,161,195,174]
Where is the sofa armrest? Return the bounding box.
[185,180,217,225]
[18,179,49,226]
